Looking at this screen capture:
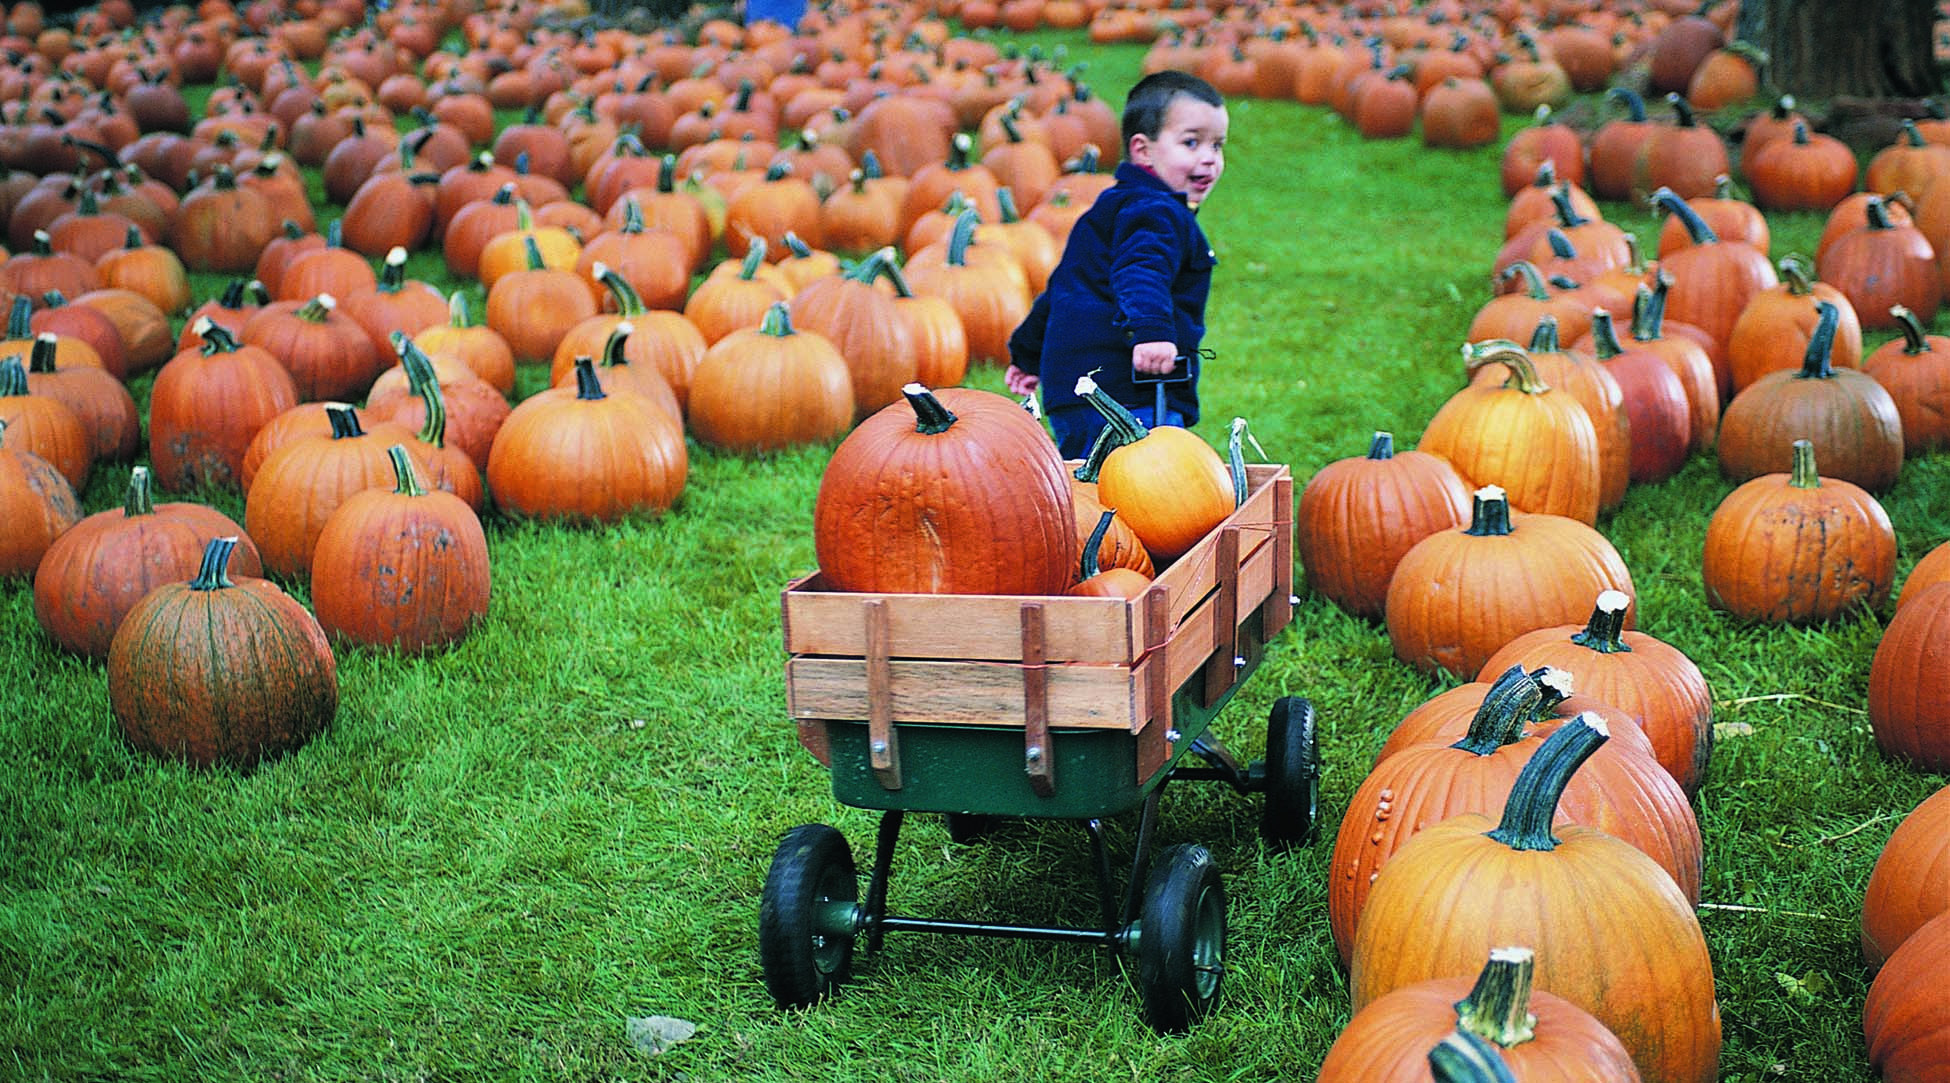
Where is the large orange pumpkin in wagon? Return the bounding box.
[815,384,1076,596]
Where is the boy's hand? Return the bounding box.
[1133,341,1178,374]
[1004,365,1040,395]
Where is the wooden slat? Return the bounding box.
[782,582,1137,663]
[865,600,901,790]
[1265,475,1294,640]
[1021,603,1054,797]
[1202,525,1243,706]
[1136,586,1174,781]
[787,657,1140,728]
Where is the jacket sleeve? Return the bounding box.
[1008,288,1051,375]
[1108,202,1180,346]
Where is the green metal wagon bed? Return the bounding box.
[762,464,1320,1032]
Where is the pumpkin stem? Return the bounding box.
[196,317,242,355]
[1789,438,1821,489]
[600,322,633,368]
[1528,160,1557,191]
[1891,305,1931,354]
[447,291,471,328]
[1428,1029,1519,1083]
[758,300,794,337]
[1562,590,1635,654]
[297,293,336,322]
[1779,255,1813,296]
[491,183,516,206]
[572,355,606,401]
[1605,85,1646,122]
[384,443,426,498]
[1667,92,1699,127]
[1462,485,1514,537]
[1079,509,1116,580]
[121,223,142,250]
[898,382,957,435]
[396,335,450,450]
[188,536,240,592]
[1526,315,1561,354]
[1651,187,1718,245]
[1075,374,1150,444]
[1453,947,1541,1049]
[1074,422,1123,482]
[1228,417,1254,508]
[1902,118,1927,147]
[620,196,647,235]
[27,333,57,373]
[325,403,364,440]
[1795,300,1841,380]
[945,207,981,267]
[1588,308,1625,360]
[1450,666,1544,756]
[1548,186,1589,229]
[522,235,546,272]
[593,262,647,316]
[122,465,155,517]
[0,357,21,397]
[1864,195,1897,231]
[6,295,29,338]
[876,250,917,298]
[997,186,1024,225]
[947,131,974,170]
[782,231,814,259]
[1462,341,1551,395]
[738,238,768,280]
[1485,712,1610,852]
[1632,274,1674,342]
[1498,261,1552,301]
[1367,431,1395,460]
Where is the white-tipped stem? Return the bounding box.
[901,381,928,396]
[1475,484,1505,501]
[192,315,213,334]
[317,293,337,309]
[1536,667,1574,698]
[1596,589,1630,613]
[1573,710,1610,738]
[386,247,407,266]
[1075,375,1098,396]
[592,261,610,277]
[616,320,635,335]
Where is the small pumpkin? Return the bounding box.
[1070,510,1152,598]
[107,535,337,769]
[1076,375,1232,563]
[0,353,91,489]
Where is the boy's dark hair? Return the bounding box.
[1120,71,1225,152]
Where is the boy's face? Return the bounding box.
[1129,96,1228,204]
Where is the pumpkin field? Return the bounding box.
[3,0,1950,1079]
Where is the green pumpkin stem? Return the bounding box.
[522,235,546,272]
[897,382,955,435]
[325,218,342,247]
[1450,666,1545,756]
[1074,422,1122,481]
[1891,305,1932,353]
[1367,430,1395,459]
[783,230,813,259]
[325,403,364,440]
[1526,315,1561,353]
[1568,590,1633,654]
[447,291,471,328]
[845,247,891,284]
[1778,255,1813,296]
[1453,947,1541,1049]
[379,247,408,292]
[1588,309,1625,360]
[1462,342,1551,395]
[27,333,57,373]
[0,356,25,395]
[1463,486,1514,537]
[1079,509,1115,580]
[1485,713,1611,852]
[878,251,917,298]
[1796,301,1841,379]
[6,295,29,337]
[122,223,143,250]
[1429,1028,1521,1083]
[1864,195,1897,231]
[121,465,155,517]
[1789,438,1821,489]
[620,197,647,234]
[997,186,1023,224]
[1499,261,1552,301]
[573,355,606,401]
[385,443,426,498]
[758,300,793,337]
[491,183,516,206]
[394,335,449,450]
[1652,186,1718,245]
[218,278,250,309]
[297,294,336,322]
[195,317,241,354]
[600,323,634,369]
[594,263,647,315]
[188,536,241,592]
[738,238,768,280]
[944,206,981,267]
[1074,374,1149,444]
[1605,85,1646,122]
[1549,186,1589,229]
[1228,417,1252,508]
[947,131,973,170]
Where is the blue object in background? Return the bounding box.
[745,0,806,29]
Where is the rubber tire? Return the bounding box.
[1136,843,1225,1033]
[943,813,997,844]
[758,823,858,1009]
[1261,696,1321,850]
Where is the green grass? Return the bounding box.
[4,30,1947,1082]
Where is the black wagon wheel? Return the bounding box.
[1261,696,1322,850]
[1135,843,1226,1033]
[759,823,860,1009]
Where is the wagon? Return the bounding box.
[761,463,1320,1032]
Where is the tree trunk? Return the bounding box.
[1737,0,1943,99]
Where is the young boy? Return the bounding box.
[1005,70,1227,459]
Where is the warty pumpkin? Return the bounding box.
[108,535,337,769]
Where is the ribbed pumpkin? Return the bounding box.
[108,536,336,768]
[1820,196,1940,330]
[1864,305,1950,455]
[1703,439,1896,623]
[1650,187,1778,387]
[1867,581,1950,772]
[1613,279,1720,453]
[815,384,1075,596]
[1469,262,1591,347]
[1350,717,1722,1083]
[245,404,426,579]
[880,252,969,391]
[142,316,294,492]
[1070,510,1152,598]
[1469,319,1627,513]
[486,236,598,363]
[0,415,81,579]
[1297,430,1470,621]
[1717,301,1904,492]
[340,248,449,359]
[1481,590,1713,797]
[33,467,261,659]
[1319,947,1641,1082]
[485,356,688,524]
[414,293,516,397]
[1746,122,1859,212]
[1385,486,1634,679]
[367,335,508,485]
[1585,310,1690,485]
[575,198,691,312]
[1076,375,1233,563]
[243,293,384,403]
[21,332,140,463]
[1631,96,1728,201]
[1655,175,1770,258]
[1725,256,1863,394]
[788,248,916,420]
[0,354,91,489]
[1900,541,1950,608]
[687,302,853,454]
[1860,781,1950,969]
[1068,437,1154,579]
[1419,342,1600,525]
[684,239,790,345]
[1376,666,1661,769]
[310,444,490,653]
[903,209,1030,366]
[1864,909,1950,1083]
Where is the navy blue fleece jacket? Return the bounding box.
[1006,161,1216,424]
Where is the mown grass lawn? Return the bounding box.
[3,28,1946,1082]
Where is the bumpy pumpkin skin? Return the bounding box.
[108,542,337,769]
[1861,782,1950,969]
[1867,582,1950,772]
[1865,909,1950,1083]
[816,386,1076,596]
[0,427,82,579]
[1702,443,1895,624]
